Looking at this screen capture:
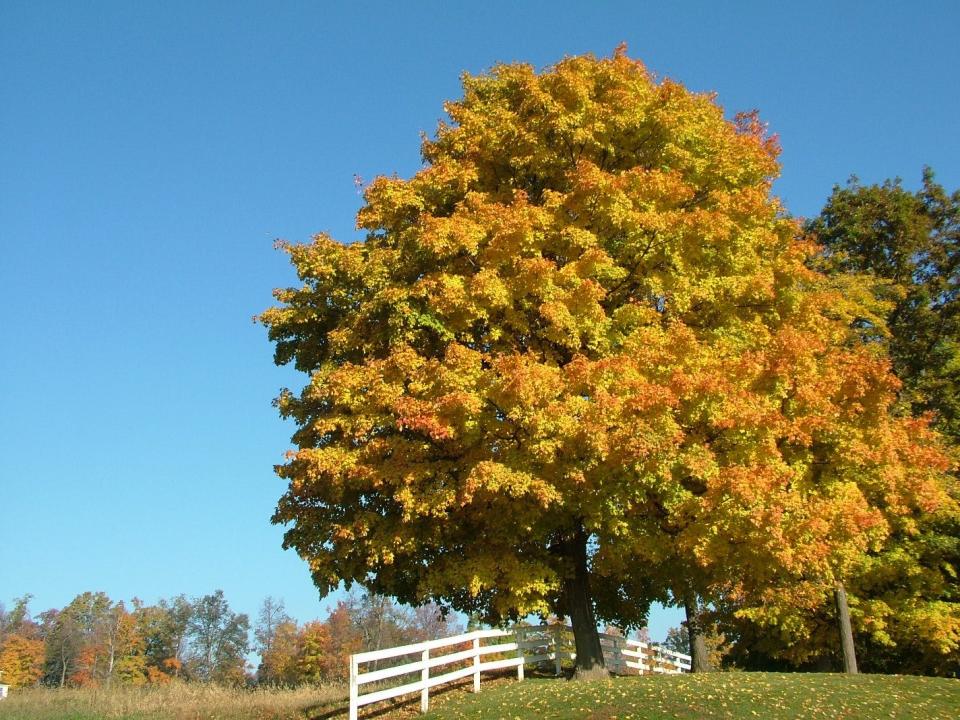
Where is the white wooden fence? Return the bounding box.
[348,625,691,719]
[519,625,692,675]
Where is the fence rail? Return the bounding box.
[348,625,691,719]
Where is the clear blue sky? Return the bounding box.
[2,0,958,644]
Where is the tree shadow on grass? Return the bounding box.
[303,669,559,719]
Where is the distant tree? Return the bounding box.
[135,594,192,680]
[40,607,82,687]
[63,592,114,687]
[0,634,44,688]
[464,613,484,632]
[0,595,33,643]
[810,169,960,440]
[662,623,726,668]
[408,602,461,642]
[257,619,301,685]
[254,596,292,661]
[185,590,249,684]
[345,592,411,664]
[37,592,145,688]
[107,602,147,686]
[89,600,139,687]
[296,621,338,683]
[323,602,362,681]
[662,626,689,655]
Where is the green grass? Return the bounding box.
[3,673,958,719]
[421,672,960,720]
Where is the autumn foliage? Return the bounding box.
[262,49,954,672]
[717,170,960,673]
[0,634,45,688]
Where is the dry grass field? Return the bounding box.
[0,682,347,720]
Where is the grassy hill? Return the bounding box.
[420,672,960,720]
[0,672,957,719]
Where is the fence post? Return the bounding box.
[553,625,563,676]
[349,654,358,720]
[517,628,525,681]
[473,636,481,692]
[421,647,430,713]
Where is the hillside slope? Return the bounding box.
[420,672,960,720]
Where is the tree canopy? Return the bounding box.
[821,171,960,676]
[261,49,953,672]
[810,169,960,442]
[717,171,960,675]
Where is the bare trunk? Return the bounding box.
[206,637,215,681]
[834,582,858,674]
[374,602,385,671]
[561,526,607,679]
[683,594,712,673]
[59,645,67,688]
[174,632,185,675]
[106,614,117,688]
[106,642,115,688]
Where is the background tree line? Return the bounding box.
[0,590,459,689]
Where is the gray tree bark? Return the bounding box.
[561,525,607,679]
[683,594,712,673]
[834,582,858,674]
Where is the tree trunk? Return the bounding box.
[374,599,385,671]
[106,613,117,688]
[106,647,115,688]
[683,594,712,673]
[561,526,607,679]
[834,582,858,674]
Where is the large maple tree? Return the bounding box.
[261,49,951,673]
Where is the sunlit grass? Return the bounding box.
[4,673,958,719]
[421,672,960,719]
